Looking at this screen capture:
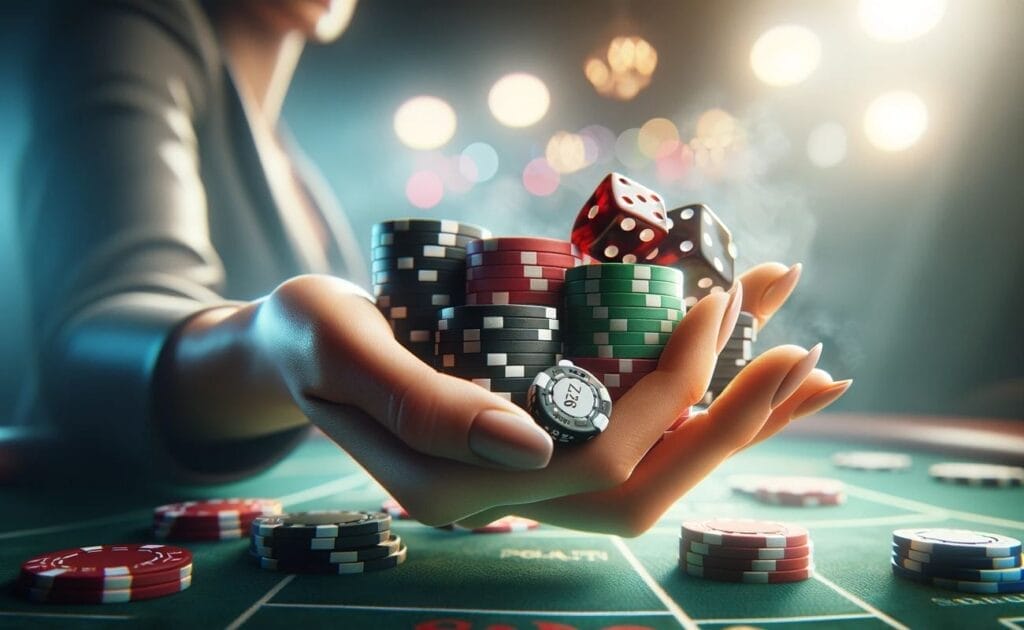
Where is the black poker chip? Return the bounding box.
[373,219,490,239]
[371,231,478,249]
[372,268,465,286]
[440,365,549,380]
[435,328,562,343]
[250,534,403,562]
[439,304,559,320]
[434,340,564,356]
[371,257,466,273]
[436,352,561,369]
[465,377,537,392]
[374,281,465,296]
[438,316,560,333]
[371,244,468,262]
[390,317,441,333]
[251,530,393,551]
[376,293,459,308]
[252,511,391,539]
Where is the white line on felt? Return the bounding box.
[998,617,1024,630]
[814,572,910,630]
[693,613,875,624]
[0,611,132,621]
[224,575,295,630]
[264,603,673,617]
[0,513,144,541]
[843,483,1024,531]
[610,536,699,630]
[274,472,372,508]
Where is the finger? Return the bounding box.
[480,344,824,535]
[735,262,802,330]
[295,289,553,470]
[744,371,852,449]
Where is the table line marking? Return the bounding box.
[274,472,372,508]
[264,603,673,617]
[225,575,294,630]
[693,612,875,624]
[0,611,132,621]
[843,483,1024,530]
[0,512,144,541]
[998,617,1024,630]
[813,572,909,630]
[610,536,699,630]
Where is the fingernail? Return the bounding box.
[793,379,852,418]
[761,263,802,313]
[469,409,553,469]
[771,343,823,407]
[716,281,744,353]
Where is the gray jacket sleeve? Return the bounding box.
[18,0,307,482]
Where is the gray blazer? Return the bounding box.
[18,0,368,482]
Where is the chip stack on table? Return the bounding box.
[832,451,913,471]
[17,544,193,604]
[250,511,407,574]
[680,518,815,583]
[435,304,563,409]
[464,237,582,306]
[891,528,1024,593]
[562,263,685,361]
[705,310,757,403]
[372,219,491,366]
[152,498,282,541]
[750,476,846,507]
[928,462,1024,487]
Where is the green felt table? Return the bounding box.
[2,415,1023,630]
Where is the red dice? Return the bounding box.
[571,173,671,262]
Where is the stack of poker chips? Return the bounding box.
[831,451,912,471]
[17,544,193,603]
[436,304,562,409]
[891,528,1024,594]
[250,511,407,574]
[372,219,491,366]
[729,476,847,507]
[928,463,1024,487]
[464,237,582,307]
[705,310,756,403]
[680,518,815,584]
[152,498,282,541]
[562,263,685,361]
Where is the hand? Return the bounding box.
[303,263,850,531]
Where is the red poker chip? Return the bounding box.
[683,563,814,583]
[466,237,581,257]
[754,476,846,507]
[467,250,582,269]
[21,544,193,590]
[153,498,282,526]
[382,497,410,519]
[681,518,809,548]
[462,516,540,534]
[466,278,564,294]
[19,562,192,592]
[153,527,245,541]
[17,575,191,604]
[467,265,571,281]
[682,548,812,571]
[683,538,813,560]
[466,291,563,306]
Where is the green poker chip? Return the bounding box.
[564,305,684,321]
[565,263,683,284]
[566,317,679,334]
[564,292,685,310]
[564,278,683,298]
[563,344,666,359]
[563,331,672,346]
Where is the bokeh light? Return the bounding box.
[614,128,647,170]
[461,142,499,183]
[807,122,848,168]
[579,125,617,164]
[488,73,550,128]
[585,36,657,101]
[654,140,695,183]
[522,158,560,196]
[638,118,680,159]
[545,131,589,174]
[406,170,444,208]
[750,25,821,87]
[393,96,457,150]
[859,0,946,42]
[863,91,928,152]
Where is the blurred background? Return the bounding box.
[0,0,1021,425]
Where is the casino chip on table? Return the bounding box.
[928,462,1024,487]
[152,498,282,541]
[17,544,193,604]
[891,528,1024,593]
[250,511,407,574]
[831,451,912,471]
[730,476,846,507]
[679,518,814,583]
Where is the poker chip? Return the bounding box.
[467,250,582,268]
[151,498,282,540]
[371,256,465,273]
[469,377,539,391]
[890,562,1024,593]
[466,237,580,257]
[371,231,478,248]
[564,291,685,309]
[831,451,912,471]
[467,264,569,281]
[891,529,1022,557]
[568,357,659,375]
[564,278,683,298]
[373,268,466,286]
[562,344,664,359]
[16,575,192,604]
[153,528,245,541]
[20,544,193,594]
[376,292,456,308]
[564,331,672,346]
[894,544,1023,569]
[257,545,407,574]
[892,552,1024,581]
[684,563,813,583]
[753,477,846,507]
[681,518,809,548]
[462,516,541,534]
[565,262,683,284]
[373,218,491,238]
[252,511,391,539]
[434,340,563,355]
[928,462,1024,487]
[527,360,612,445]
[252,535,403,563]
[439,304,559,322]
[251,530,393,551]
[466,277,564,294]
[568,317,679,333]
[683,551,811,572]
[728,475,766,497]
[438,352,562,368]
[466,291,564,307]
[683,539,813,560]
[564,306,684,322]
[436,327,560,343]
[371,244,467,261]
[440,365,547,380]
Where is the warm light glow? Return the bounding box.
[461,142,499,183]
[750,25,821,87]
[584,58,612,91]
[522,158,560,196]
[654,140,694,183]
[695,109,739,149]
[406,170,444,208]
[579,125,617,165]
[488,73,550,128]
[864,91,928,152]
[585,36,657,101]
[545,131,589,174]
[393,96,457,150]
[614,128,647,170]
[859,0,945,42]
[807,122,848,168]
[637,118,679,159]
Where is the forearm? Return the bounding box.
[157,300,308,443]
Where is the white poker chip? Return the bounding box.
[527,360,612,445]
